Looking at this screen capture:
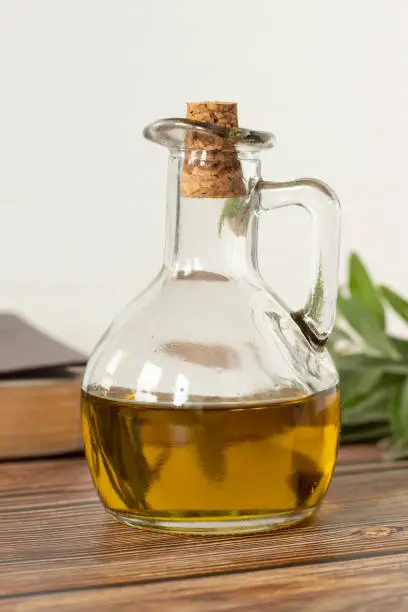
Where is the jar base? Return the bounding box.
[107,507,316,535]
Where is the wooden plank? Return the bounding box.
[2,551,408,611]
[1,455,408,597]
[0,457,92,506]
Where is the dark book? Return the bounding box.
[0,313,86,459]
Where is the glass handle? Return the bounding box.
[257,178,341,348]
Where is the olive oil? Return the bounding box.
[82,386,339,533]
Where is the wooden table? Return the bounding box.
[1,444,408,611]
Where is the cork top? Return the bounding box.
[186,102,239,128]
[143,102,275,198]
[181,101,245,198]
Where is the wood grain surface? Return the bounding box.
[1,445,407,610]
[3,554,408,612]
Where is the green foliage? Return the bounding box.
[381,286,408,325]
[218,197,250,236]
[330,253,408,460]
[310,262,325,322]
[337,295,398,359]
[349,253,385,328]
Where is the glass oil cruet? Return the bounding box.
[82,102,341,534]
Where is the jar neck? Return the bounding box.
[164,154,261,280]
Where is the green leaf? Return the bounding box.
[349,253,385,328]
[340,368,383,405]
[334,353,408,375]
[337,296,399,359]
[389,337,408,362]
[218,197,249,236]
[390,377,408,440]
[329,327,353,345]
[341,386,392,426]
[341,423,390,444]
[218,198,240,235]
[381,286,408,325]
[311,262,325,321]
[331,353,365,371]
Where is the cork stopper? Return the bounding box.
[186,102,239,129]
[181,101,246,198]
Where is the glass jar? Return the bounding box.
[82,110,341,534]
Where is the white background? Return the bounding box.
[0,0,406,353]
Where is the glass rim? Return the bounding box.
[143,118,276,152]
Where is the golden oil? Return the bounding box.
[82,386,339,532]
